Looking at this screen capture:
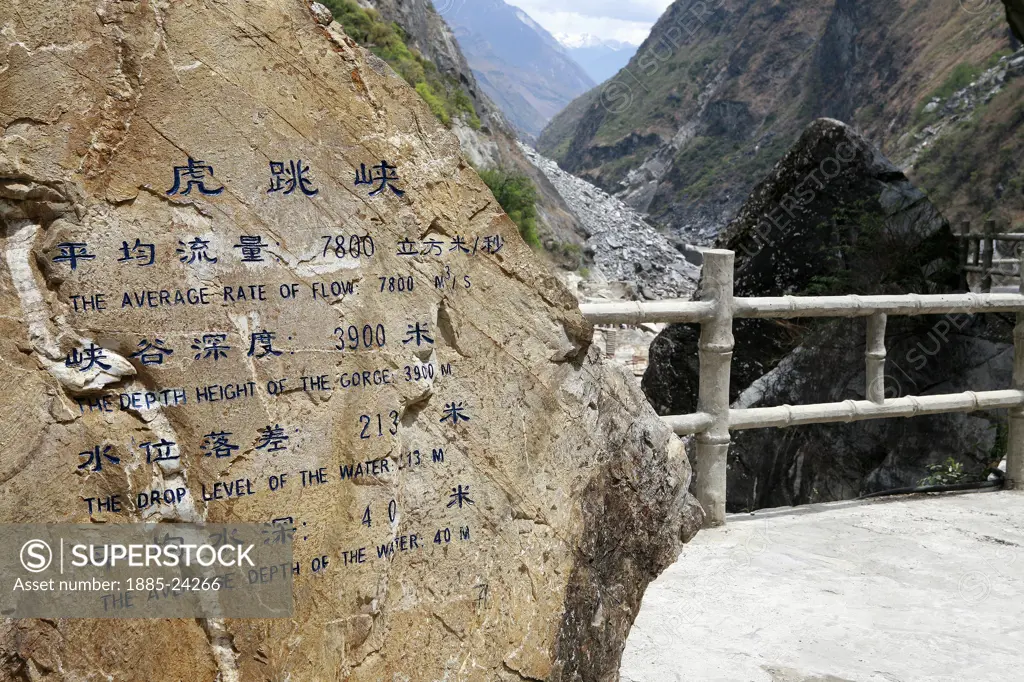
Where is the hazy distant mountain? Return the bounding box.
[445,0,595,140]
[555,33,639,84]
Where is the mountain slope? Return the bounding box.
[337,0,587,265]
[538,0,1024,241]
[444,0,595,139]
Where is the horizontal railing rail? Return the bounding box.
[958,219,1024,292]
[581,293,1024,323]
[582,249,1024,526]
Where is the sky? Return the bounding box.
[503,0,674,45]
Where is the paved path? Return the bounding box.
[620,491,1024,682]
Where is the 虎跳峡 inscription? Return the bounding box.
[0,0,702,679]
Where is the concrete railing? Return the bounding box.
[581,250,1024,527]
[958,219,1024,292]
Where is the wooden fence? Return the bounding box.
[580,250,1024,527]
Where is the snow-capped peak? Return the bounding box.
[555,33,633,50]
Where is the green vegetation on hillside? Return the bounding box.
[914,62,981,125]
[479,169,541,249]
[321,0,480,129]
[913,82,1024,220]
[911,51,1013,127]
[538,0,1022,235]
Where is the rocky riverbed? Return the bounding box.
[520,142,698,300]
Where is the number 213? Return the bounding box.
[359,411,399,439]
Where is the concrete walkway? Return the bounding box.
[620,490,1024,682]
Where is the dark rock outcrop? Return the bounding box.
[642,119,1010,511]
[1004,0,1024,43]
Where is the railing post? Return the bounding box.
[695,249,735,527]
[982,219,996,293]
[605,328,618,358]
[969,223,981,270]
[1007,251,1024,489]
[866,313,887,404]
[958,221,970,291]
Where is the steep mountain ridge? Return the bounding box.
[444,0,595,139]
[343,0,587,264]
[539,0,1024,242]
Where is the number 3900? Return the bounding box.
[335,324,386,351]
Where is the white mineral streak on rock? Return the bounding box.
[113,382,199,523]
[7,220,193,521]
[5,221,56,355]
[732,347,806,410]
[5,219,135,391]
[200,618,240,682]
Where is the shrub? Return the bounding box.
[918,458,967,487]
[321,0,480,129]
[479,169,541,249]
[416,82,450,126]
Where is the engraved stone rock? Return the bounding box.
[0,1,701,679]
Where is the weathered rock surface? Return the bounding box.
[0,1,701,679]
[643,119,1009,511]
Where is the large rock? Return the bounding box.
[643,119,1009,511]
[1003,0,1024,43]
[0,1,701,679]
